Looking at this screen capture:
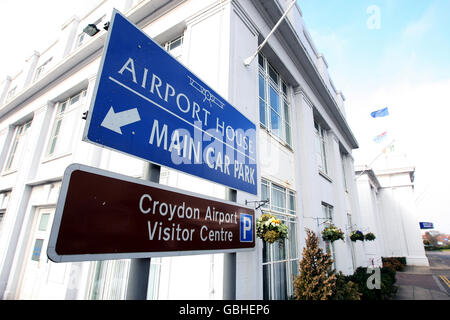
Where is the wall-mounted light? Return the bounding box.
[83,24,100,37]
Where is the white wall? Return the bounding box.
[356,176,383,267]
[356,170,429,267]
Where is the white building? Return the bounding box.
[355,152,429,267]
[0,0,367,300]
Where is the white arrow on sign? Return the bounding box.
[101,106,141,134]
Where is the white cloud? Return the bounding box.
[402,4,436,40]
[348,78,450,233]
[0,0,100,78]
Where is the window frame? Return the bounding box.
[6,86,17,102]
[3,120,32,173]
[76,32,86,48]
[261,178,298,300]
[34,57,53,82]
[44,90,86,159]
[258,54,292,148]
[322,202,336,269]
[0,191,10,234]
[341,153,348,191]
[87,259,131,300]
[314,121,328,175]
[164,35,184,60]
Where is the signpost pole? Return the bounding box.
[223,188,237,300]
[126,162,161,300]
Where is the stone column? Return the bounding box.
[293,89,320,240]
[0,103,54,299]
[59,16,81,58]
[327,130,355,274]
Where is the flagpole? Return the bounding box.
[355,139,395,180]
[243,0,297,66]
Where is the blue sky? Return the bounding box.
[298,0,450,232]
[299,0,450,88]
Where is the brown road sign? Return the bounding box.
[47,164,255,263]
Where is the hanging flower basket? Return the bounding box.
[321,224,344,243]
[256,213,288,244]
[350,230,365,242]
[364,232,376,241]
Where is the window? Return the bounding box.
[6,86,17,102]
[4,121,32,172]
[347,213,357,270]
[76,15,104,49]
[31,239,44,262]
[322,203,336,269]
[165,35,184,60]
[46,90,86,157]
[76,32,86,48]
[34,58,53,82]
[0,192,9,233]
[258,54,292,146]
[315,121,328,174]
[261,179,298,300]
[341,154,348,190]
[88,260,130,300]
[0,212,4,232]
[148,258,162,299]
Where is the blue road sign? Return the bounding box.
[240,214,253,243]
[419,222,434,229]
[83,10,257,195]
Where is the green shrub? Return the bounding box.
[382,257,406,271]
[330,272,362,300]
[348,267,397,300]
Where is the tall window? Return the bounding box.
[4,121,32,172]
[0,191,10,234]
[261,179,298,300]
[6,86,17,102]
[88,260,130,300]
[46,90,86,157]
[341,153,348,190]
[0,211,4,233]
[34,58,53,82]
[315,121,328,174]
[76,32,86,48]
[258,54,292,146]
[322,203,336,269]
[165,35,184,60]
[347,213,357,270]
[77,15,105,50]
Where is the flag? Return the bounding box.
[370,107,389,118]
[383,143,395,154]
[373,131,387,143]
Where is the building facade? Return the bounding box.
[0,0,366,300]
[355,153,429,267]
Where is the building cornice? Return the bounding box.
[249,0,359,150]
[355,166,381,190]
[294,86,313,110]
